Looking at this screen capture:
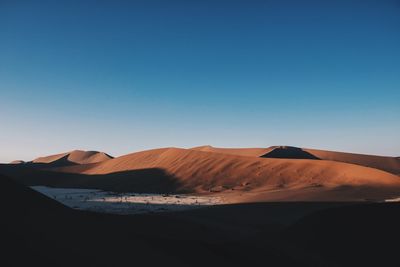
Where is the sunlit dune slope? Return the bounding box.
[192,145,273,157]
[303,148,400,175]
[192,145,400,175]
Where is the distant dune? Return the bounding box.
[31,150,113,166]
[55,147,400,201]
[10,160,25,164]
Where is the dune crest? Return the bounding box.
[191,145,272,157]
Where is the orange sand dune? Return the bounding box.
[61,147,400,201]
[192,145,400,175]
[33,150,113,165]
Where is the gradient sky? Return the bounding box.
[1,0,399,162]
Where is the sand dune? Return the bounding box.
[2,147,399,265]
[4,146,399,201]
[192,145,272,157]
[59,147,400,201]
[32,150,113,166]
[303,148,400,175]
[192,145,400,175]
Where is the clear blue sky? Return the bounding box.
[1,0,399,162]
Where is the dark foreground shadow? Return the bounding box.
[261,146,320,160]
[0,164,186,193]
[1,173,400,267]
[281,203,400,267]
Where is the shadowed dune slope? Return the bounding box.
[261,146,320,160]
[59,148,400,201]
[0,174,68,214]
[0,166,184,193]
[32,150,113,166]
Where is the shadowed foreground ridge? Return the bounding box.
[283,203,400,266]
